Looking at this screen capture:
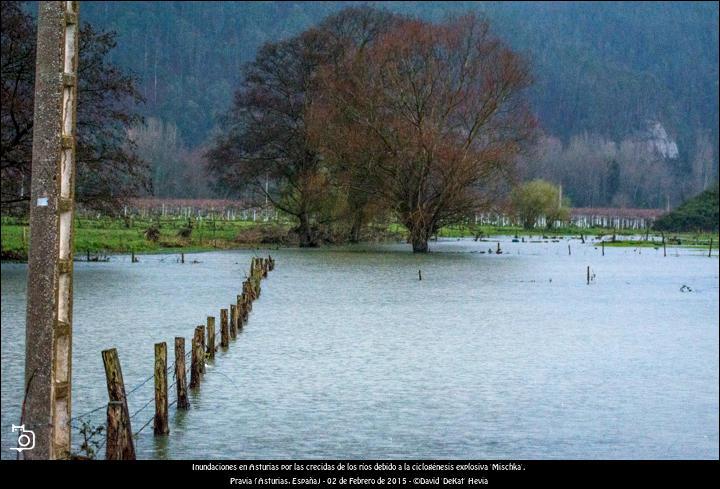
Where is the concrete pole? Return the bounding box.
[23,1,79,460]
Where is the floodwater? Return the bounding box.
[1,237,718,459]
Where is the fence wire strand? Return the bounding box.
[65,261,269,457]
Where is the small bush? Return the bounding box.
[144,224,160,242]
[654,187,719,232]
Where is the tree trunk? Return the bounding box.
[411,235,429,253]
[349,210,363,244]
[409,222,432,253]
[297,212,316,248]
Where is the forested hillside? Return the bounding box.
[73,2,720,206]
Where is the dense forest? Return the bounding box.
[5,2,718,210]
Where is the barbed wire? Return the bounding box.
[62,265,267,457]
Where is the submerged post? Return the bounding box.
[174,337,189,409]
[153,342,169,435]
[587,266,590,285]
[23,1,80,460]
[241,293,250,320]
[102,348,135,460]
[230,304,237,339]
[710,238,713,258]
[662,231,666,257]
[189,326,204,388]
[220,308,229,348]
[206,316,216,359]
[236,295,244,329]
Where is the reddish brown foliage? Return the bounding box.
[310,14,536,252]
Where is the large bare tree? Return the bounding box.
[311,15,536,252]
[1,1,149,213]
[207,7,401,246]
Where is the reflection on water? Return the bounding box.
[1,238,718,459]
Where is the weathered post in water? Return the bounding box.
[189,326,204,388]
[174,337,190,409]
[102,348,135,460]
[587,266,590,285]
[230,304,237,339]
[23,1,80,460]
[220,309,229,348]
[236,295,244,329]
[153,342,169,435]
[710,238,713,258]
[241,293,250,319]
[602,240,605,256]
[206,317,216,359]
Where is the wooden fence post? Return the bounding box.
[153,342,169,435]
[206,316,216,358]
[220,309,229,348]
[174,337,189,409]
[101,348,135,460]
[242,293,250,319]
[236,295,244,329]
[230,304,237,339]
[189,326,204,388]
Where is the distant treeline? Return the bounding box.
[79,1,718,208]
[3,2,717,227]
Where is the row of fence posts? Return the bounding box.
[100,255,275,459]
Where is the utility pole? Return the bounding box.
[23,1,79,460]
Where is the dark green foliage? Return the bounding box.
[654,186,719,232]
[79,1,718,165]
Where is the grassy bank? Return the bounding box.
[1,216,291,261]
[2,216,717,261]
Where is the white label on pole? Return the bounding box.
[37,197,48,206]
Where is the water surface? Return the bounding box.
[1,238,718,459]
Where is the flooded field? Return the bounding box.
[1,237,718,459]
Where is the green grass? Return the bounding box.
[1,216,291,261]
[2,216,717,261]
